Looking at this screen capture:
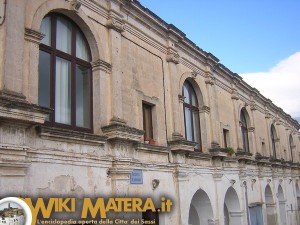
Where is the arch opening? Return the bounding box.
[188,189,214,225]
[265,184,276,225]
[224,187,242,225]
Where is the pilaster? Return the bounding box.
[2,0,26,98]
[107,4,126,124]
[205,70,220,148]
[92,59,112,134]
[24,28,44,104]
[166,47,184,140]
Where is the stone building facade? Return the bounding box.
[0,0,300,225]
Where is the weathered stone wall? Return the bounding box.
[0,0,299,225]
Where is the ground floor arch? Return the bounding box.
[188,189,214,225]
[224,187,242,225]
[265,184,276,225]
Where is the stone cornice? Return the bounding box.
[102,122,144,142]
[134,143,169,154]
[0,94,51,124]
[168,139,197,153]
[38,126,107,145]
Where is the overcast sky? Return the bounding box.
[138,0,300,121]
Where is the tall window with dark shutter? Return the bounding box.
[271,125,277,158]
[240,110,249,152]
[182,80,202,151]
[142,102,154,142]
[38,14,92,132]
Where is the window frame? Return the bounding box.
[270,125,277,158]
[142,101,154,142]
[182,80,202,151]
[223,129,229,148]
[240,110,250,152]
[289,134,294,162]
[39,13,93,133]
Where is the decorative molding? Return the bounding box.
[106,11,125,33]
[70,0,81,11]
[24,28,44,45]
[166,48,180,64]
[230,179,236,186]
[178,95,185,103]
[191,71,198,79]
[265,110,271,119]
[200,105,210,114]
[250,101,257,111]
[212,172,223,181]
[231,88,239,100]
[0,144,31,176]
[205,73,215,85]
[91,59,112,73]
[248,127,255,132]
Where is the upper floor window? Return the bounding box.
[240,109,249,152]
[183,81,201,151]
[270,124,277,158]
[289,134,294,162]
[142,102,154,142]
[38,14,92,132]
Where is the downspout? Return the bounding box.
[244,181,251,225]
[0,0,6,25]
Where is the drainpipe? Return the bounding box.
[0,0,6,25]
[243,181,251,225]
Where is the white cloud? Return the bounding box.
[241,52,300,120]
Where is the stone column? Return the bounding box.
[106,9,126,124]
[1,0,26,98]
[205,72,220,148]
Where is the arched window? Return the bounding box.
[182,80,201,151]
[38,14,92,132]
[289,134,294,162]
[270,125,277,158]
[240,109,249,152]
